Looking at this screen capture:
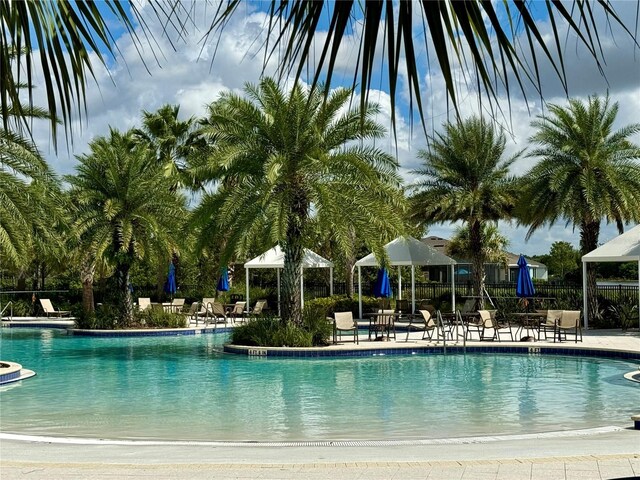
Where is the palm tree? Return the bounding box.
[2,2,633,140]
[132,104,200,190]
[0,92,62,271]
[410,116,520,308]
[191,78,406,324]
[518,95,640,321]
[67,129,188,322]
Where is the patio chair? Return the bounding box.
[182,301,200,325]
[465,311,484,340]
[377,298,391,310]
[369,309,395,340]
[206,302,228,326]
[229,293,244,303]
[334,311,359,344]
[197,297,216,322]
[39,299,70,317]
[227,301,247,323]
[138,297,152,312]
[556,310,583,343]
[538,310,562,341]
[171,298,185,313]
[476,310,512,341]
[249,300,267,316]
[405,310,436,342]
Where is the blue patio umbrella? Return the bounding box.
[164,261,177,296]
[516,254,535,299]
[216,267,229,292]
[373,268,392,298]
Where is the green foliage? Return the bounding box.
[545,241,580,279]
[73,303,186,330]
[7,299,32,316]
[230,316,313,347]
[447,223,509,266]
[301,303,334,346]
[191,78,406,323]
[606,296,639,331]
[303,295,379,318]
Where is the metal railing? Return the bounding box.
[0,301,13,321]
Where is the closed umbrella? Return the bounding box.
[216,267,230,292]
[373,268,392,298]
[164,261,177,298]
[516,254,535,299]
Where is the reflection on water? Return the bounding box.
[0,328,637,441]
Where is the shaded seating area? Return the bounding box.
[39,299,71,317]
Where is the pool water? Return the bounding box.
[0,329,637,441]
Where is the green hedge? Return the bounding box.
[303,294,380,318]
[74,304,186,329]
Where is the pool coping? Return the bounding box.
[223,342,640,361]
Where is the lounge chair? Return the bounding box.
[334,311,358,344]
[39,299,70,317]
[138,298,151,311]
[196,298,216,322]
[206,302,228,326]
[405,310,436,341]
[227,301,247,323]
[556,310,582,343]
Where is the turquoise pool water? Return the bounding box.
[0,329,637,441]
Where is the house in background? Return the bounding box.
[421,236,548,283]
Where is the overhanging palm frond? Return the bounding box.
[202,1,638,128]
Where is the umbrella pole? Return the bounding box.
[246,268,250,316]
[451,264,456,313]
[582,261,588,330]
[277,268,281,317]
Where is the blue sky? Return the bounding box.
[28,1,640,257]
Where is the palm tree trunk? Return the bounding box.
[281,187,307,325]
[344,228,356,297]
[80,258,96,314]
[115,262,134,326]
[580,220,600,322]
[469,220,485,310]
[281,240,303,324]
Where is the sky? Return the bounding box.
[26,1,640,257]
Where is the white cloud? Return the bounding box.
[23,2,640,256]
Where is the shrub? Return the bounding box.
[304,294,378,318]
[7,299,33,316]
[302,303,333,346]
[73,303,186,329]
[231,311,332,347]
[606,295,639,331]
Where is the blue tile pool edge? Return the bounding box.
[223,343,640,362]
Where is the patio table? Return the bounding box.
[511,312,546,341]
[365,312,406,341]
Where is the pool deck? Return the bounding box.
[1,327,639,479]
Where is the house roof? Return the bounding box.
[245,245,333,269]
[355,236,456,267]
[582,224,640,263]
[421,236,547,268]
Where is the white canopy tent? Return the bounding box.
[244,245,334,316]
[581,224,640,330]
[354,236,457,319]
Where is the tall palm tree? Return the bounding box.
[518,95,640,320]
[410,116,520,308]
[132,104,200,190]
[191,78,406,324]
[2,2,633,140]
[67,129,188,322]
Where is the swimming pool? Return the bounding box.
[0,329,637,441]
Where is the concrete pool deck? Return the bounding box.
[1,328,638,479]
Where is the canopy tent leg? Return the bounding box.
[398,266,402,300]
[246,268,250,315]
[582,261,588,330]
[329,267,333,296]
[358,266,362,320]
[277,268,281,317]
[451,264,456,312]
[411,265,415,313]
[638,260,640,330]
